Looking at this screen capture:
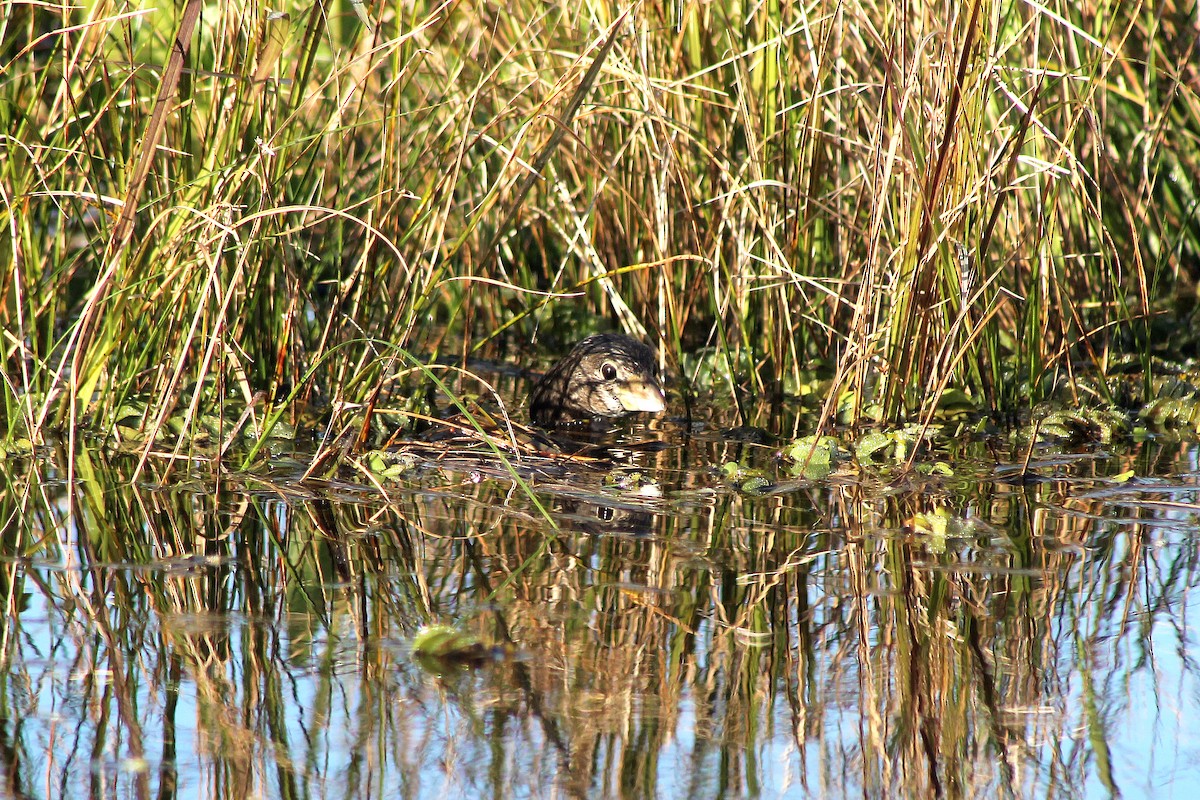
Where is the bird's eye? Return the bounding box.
[601,363,618,381]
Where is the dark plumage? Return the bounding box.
[529,333,666,426]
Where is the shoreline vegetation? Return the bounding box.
[3,1,1199,461]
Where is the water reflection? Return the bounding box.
[0,431,1198,798]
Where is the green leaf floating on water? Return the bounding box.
[719,462,773,495]
[783,435,841,479]
[854,430,892,463]
[907,506,996,554]
[936,388,978,416]
[1030,408,1132,444]
[852,424,945,466]
[364,449,417,479]
[1141,395,1200,434]
[605,469,656,491]
[412,624,486,661]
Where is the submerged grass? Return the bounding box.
[2,0,1198,453]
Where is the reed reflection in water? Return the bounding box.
[0,435,1197,799]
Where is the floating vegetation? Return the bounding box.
[1140,373,1200,436]
[905,506,999,554]
[603,468,658,493]
[782,435,844,480]
[1025,407,1133,446]
[853,425,939,466]
[1142,395,1200,435]
[412,625,497,667]
[362,449,420,480]
[718,461,774,495]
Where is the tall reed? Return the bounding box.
[2,0,1195,451]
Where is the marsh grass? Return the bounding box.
[2,0,1197,457]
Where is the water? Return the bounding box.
[2,414,1198,799]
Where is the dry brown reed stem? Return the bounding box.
[49,2,202,505]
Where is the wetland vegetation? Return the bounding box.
[3,0,1200,797]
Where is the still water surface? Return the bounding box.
[3,410,1199,799]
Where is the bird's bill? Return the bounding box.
[615,381,666,414]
